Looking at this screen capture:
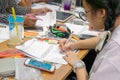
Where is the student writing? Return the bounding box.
[59,0,120,80]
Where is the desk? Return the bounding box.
[0,3,89,79]
[0,38,89,80]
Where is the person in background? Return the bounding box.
[0,0,52,27]
[60,0,120,80]
[15,0,46,8]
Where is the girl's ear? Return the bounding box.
[97,9,106,19]
[95,9,106,22]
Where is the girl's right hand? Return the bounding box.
[59,39,75,52]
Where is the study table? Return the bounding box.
[0,3,89,79]
[0,37,89,80]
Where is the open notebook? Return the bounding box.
[16,39,67,64]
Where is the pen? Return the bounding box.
[65,31,73,45]
[26,14,43,21]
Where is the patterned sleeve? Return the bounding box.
[0,14,9,24]
[7,0,31,15]
[0,0,31,24]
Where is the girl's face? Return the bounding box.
[83,0,106,30]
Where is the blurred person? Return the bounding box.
[15,0,46,8]
[0,0,52,27]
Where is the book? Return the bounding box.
[16,39,68,64]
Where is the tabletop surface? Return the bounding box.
[0,38,88,80]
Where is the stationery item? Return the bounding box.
[25,14,43,21]
[65,31,73,45]
[50,24,71,38]
[24,31,39,38]
[16,38,68,64]
[15,58,43,80]
[0,58,15,77]
[65,23,100,38]
[48,39,58,44]
[0,49,25,58]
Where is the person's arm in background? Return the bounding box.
[0,0,30,24]
[0,0,31,24]
[33,0,46,3]
[7,0,30,15]
[0,0,52,27]
[17,0,32,8]
[17,0,46,8]
[8,0,52,16]
[59,36,100,51]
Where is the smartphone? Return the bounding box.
[24,59,55,72]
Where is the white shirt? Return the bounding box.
[89,25,120,80]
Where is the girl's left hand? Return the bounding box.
[63,51,80,66]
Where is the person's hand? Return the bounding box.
[24,16,37,27]
[59,39,75,52]
[63,51,80,66]
[31,7,52,15]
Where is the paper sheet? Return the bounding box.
[16,39,67,64]
[35,10,56,27]
[65,23,89,35]
[0,24,9,43]
[32,3,60,10]
[65,23,100,36]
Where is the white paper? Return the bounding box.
[65,23,89,35]
[35,9,56,27]
[32,3,60,10]
[16,39,67,64]
[65,23,100,36]
[80,30,100,36]
[0,24,9,43]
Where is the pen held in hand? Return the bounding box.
[65,31,74,45]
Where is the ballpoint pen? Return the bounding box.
[65,31,73,45]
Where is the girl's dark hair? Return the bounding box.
[85,0,120,30]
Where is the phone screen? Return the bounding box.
[28,59,52,70]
